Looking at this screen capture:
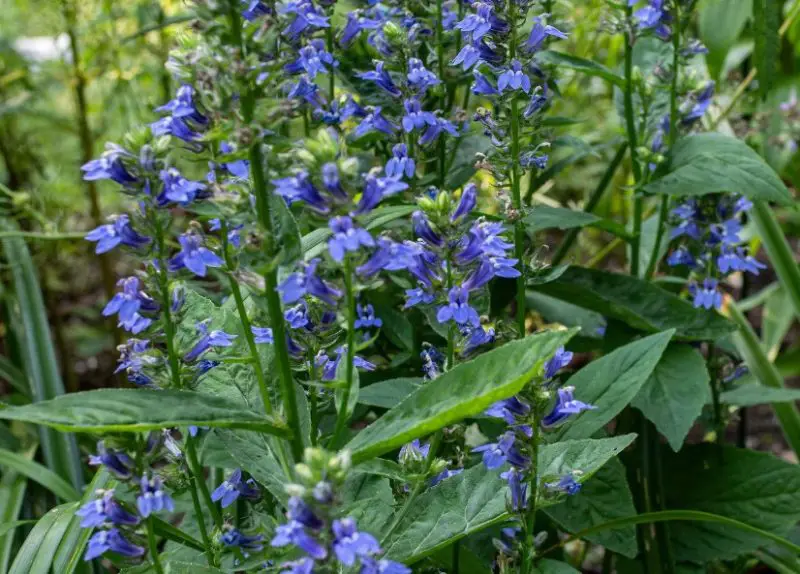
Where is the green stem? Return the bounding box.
[147,517,165,574]
[187,436,223,529]
[623,6,643,277]
[551,143,627,265]
[707,342,724,446]
[330,256,357,447]
[186,476,216,566]
[247,137,304,461]
[522,404,541,573]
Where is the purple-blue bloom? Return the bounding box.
[406,58,440,93]
[184,321,237,362]
[81,143,138,186]
[103,277,158,334]
[85,214,150,254]
[89,441,134,479]
[543,346,573,380]
[541,386,596,428]
[385,143,415,180]
[690,278,723,310]
[168,232,224,277]
[211,468,261,508]
[358,61,401,97]
[328,216,375,261]
[355,304,382,329]
[137,474,175,517]
[473,431,529,469]
[525,18,568,52]
[436,286,480,327]
[498,60,531,93]
[77,490,139,528]
[221,528,265,552]
[278,258,342,305]
[401,98,437,133]
[545,473,582,496]
[85,528,145,561]
[158,168,207,206]
[271,520,328,559]
[501,467,528,510]
[452,183,478,221]
[285,39,337,78]
[332,517,381,566]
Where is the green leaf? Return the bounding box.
[537,50,625,87]
[753,0,781,99]
[358,378,423,409]
[631,344,711,451]
[346,329,577,463]
[0,389,289,436]
[544,459,638,558]
[523,206,601,235]
[721,385,800,406]
[9,502,78,574]
[0,447,80,501]
[342,474,395,535]
[534,559,581,574]
[445,133,492,190]
[555,331,674,441]
[697,0,752,79]
[270,192,302,266]
[383,434,636,563]
[0,355,29,398]
[352,458,407,482]
[215,430,289,504]
[727,303,800,456]
[371,302,414,351]
[643,134,792,205]
[663,444,800,562]
[1,222,83,490]
[529,266,735,341]
[0,520,35,538]
[761,285,795,360]
[0,460,30,572]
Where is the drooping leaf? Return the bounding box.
[721,385,800,407]
[523,206,601,235]
[1,223,83,490]
[372,301,414,351]
[346,330,577,463]
[358,378,423,409]
[0,447,79,501]
[544,459,638,558]
[643,134,792,205]
[383,434,636,563]
[529,266,735,341]
[445,133,492,190]
[631,344,711,451]
[0,461,30,571]
[555,330,674,441]
[537,50,625,87]
[0,389,289,436]
[663,444,800,562]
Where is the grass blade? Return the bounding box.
[0,447,80,501]
[751,201,800,321]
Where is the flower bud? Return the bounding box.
[383,21,405,48]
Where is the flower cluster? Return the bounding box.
[271,448,409,574]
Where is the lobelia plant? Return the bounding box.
[5,0,800,573]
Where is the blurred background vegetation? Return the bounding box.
[1,0,800,435]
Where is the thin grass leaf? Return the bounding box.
[0,447,80,501]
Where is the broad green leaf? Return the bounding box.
[753,0,781,98]
[762,285,795,360]
[9,502,78,574]
[523,206,601,235]
[1,223,83,490]
[643,134,792,205]
[0,389,289,436]
[631,344,710,451]
[346,330,577,463]
[383,434,636,563]
[526,292,606,336]
[342,474,395,535]
[372,302,414,351]
[721,385,800,406]
[555,331,674,441]
[697,0,752,79]
[164,562,224,574]
[534,559,581,574]
[353,458,407,482]
[176,289,240,354]
[537,50,625,87]
[664,444,800,562]
[0,447,80,501]
[358,378,423,409]
[445,133,492,190]
[529,266,735,341]
[544,459,638,558]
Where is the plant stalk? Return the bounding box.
[330,256,358,447]
[623,6,643,277]
[147,517,165,574]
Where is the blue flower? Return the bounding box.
[401,98,437,133]
[430,468,463,487]
[221,528,265,552]
[137,473,175,517]
[455,221,514,265]
[86,214,150,254]
[471,69,499,96]
[545,473,582,496]
[278,558,315,574]
[419,118,460,146]
[184,321,237,362]
[332,517,381,566]
[437,286,480,327]
[278,0,329,40]
[666,245,696,267]
[541,386,596,428]
[115,339,156,385]
[355,174,408,215]
[340,11,381,47]
[398,438,430,464]
[317,347,376,380]
[288,496,325,529]
[355,304,382,329]
[103,277,158,334]
[322,163,347,199]
[690,278,723,310]
[287,76,325,108]
[209,218,243,248]
[272,171,329,213]
[404,286,436,309]
[271,521,328,559]
[84,528,145,561]
[485,396,529,425]
[456,2,507,41]
[543,346,573,380]
[278,259,342,305]
[461,325,495,356]
[360,558,412,574]
[498,60,531,93]
[718,246,766,275]
[155,84,208,127]
[151,116,204,146]
[168,232,224,277]
[451,183,478,221]
[525,18,568,52]
[501,467,528,510]
[285,39,337,78]
[328,216,375,261]
[420,345,444,379]
[670,199,702,241]
[683,81,714,125]
[406,58,440,92]
[473,431,529,469]
[242,0,270,20]
[358,61,401,97]
[218,141,250,178]
[211,468,261,508]
[630,0,670,39]
[77,490,139,528]
[462,256,520,291]
[385,143,415,180]
[89,441,134,479]
[81,144,138,186]
[158,168,207,206]
[354,106,399,138]
[412,211,444,247]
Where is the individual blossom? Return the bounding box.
[541,386,596,428]
[354,106,399,138]
[690,278,723,310]
[525,17,568,52]
[401,98,437,133]
[473,431,529,469]
[84,528,145,561]
[451,183,478,221]
[500,467,527,510]
[81,143,138,186]
[317,347,376,380]
[355,173,408,214]
[327,216,375,262]
[545,472,583,496]
[497,60,531,94]
[278,258,342,305]
[85,214,150,254]
[103,276,158,334]
[357,60,401,97]
[406,58,441,93]
[168,231,224,277]
[385,143,415,180]
[332,518,381,566]
[543,346,573,381]
[158,168,207,206]
[89,441,134,479]
[273,171,329,213]
[137,473,175,518]
[355,304,382,329]
[285,39,337,79]
[211,468,261,508]
[221,528,265,553]
[77,490,139,528]
[183,321,237,362]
